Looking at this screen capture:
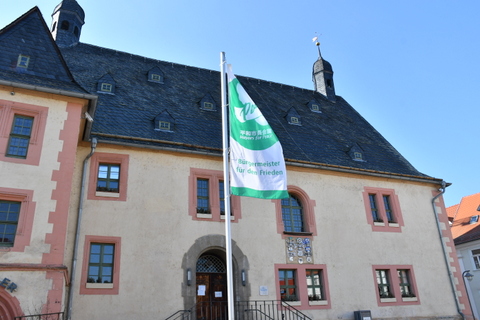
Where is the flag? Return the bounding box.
[227,64,288,199]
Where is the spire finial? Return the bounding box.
[312,33,322,58]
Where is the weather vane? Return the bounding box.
[312,33,322,58]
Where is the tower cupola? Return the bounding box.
[50,0,85,48]
[312,42,336,102]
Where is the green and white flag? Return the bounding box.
[227,65,288,199]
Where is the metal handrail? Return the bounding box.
[244,308,275,320]
[164,309,191,320]
[14,312,64,320]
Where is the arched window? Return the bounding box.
[274,185,317,237]
[60,20,70,30]
[282,194,304,232]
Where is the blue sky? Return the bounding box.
[1,0,479,207]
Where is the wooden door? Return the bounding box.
[196,272,227,320]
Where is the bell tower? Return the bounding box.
[51,0,85,48]
[312,41,336,102]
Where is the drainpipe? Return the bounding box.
[66,138,97,320]
[432,181,465,320]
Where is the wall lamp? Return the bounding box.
[462,270,475,320]
[187,269,192,286]
[241,270,246,286]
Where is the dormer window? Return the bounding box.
[354,152,363,161]
[100,83,112,92]
[286,108,301,126]
[470,215,479,224]
[17,55,30,68]
[148,67,164,83]
[200,94,217,111]
[348,143,366,162]
[308,100,322,113]
[203,102,214,110]
[158,121,170,131]
[97,74,116,94]
[154,110,175,132]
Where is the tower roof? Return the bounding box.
[313,57,333,73]
[53,0,85,23]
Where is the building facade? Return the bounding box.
[449,193,480,320]
[0,1,471,320]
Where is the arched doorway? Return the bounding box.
[0,290,23,320]
[196,253,227,320]
[181,235,250,318]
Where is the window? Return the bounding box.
[150,74,162,82]
[372,265,419,306]
[0,187,35,252]
[80,236,121,295]
[274,186,317,237]
[353,152,363,161]
[189,168,241,222]
[398,269,415,298]
[0,201,20,247]
[282,195,304,233]
[196,178,209,213]
[311,104,319,112]
[100,83,112,93]
[6,115,34,158]
[158,121,170,131]
[60,20,69,30]
[0,100,48,165]
[88,153,129,201]
[376,269,393,298]
[275,264,330,310]
[363,187,403,232]
[291,117,299,124]
[470,215,479,224]
[96,164,120,193]
[16,55,30,68]
[203,102,214,110]
[306,269,324,301]
[87,243,115,284]
[472,249,480,269]
[279,269,297,301]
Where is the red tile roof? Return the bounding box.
[450,193,480,244]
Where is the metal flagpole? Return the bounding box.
[220,51,235,320]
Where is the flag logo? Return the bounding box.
[227,65,288,199]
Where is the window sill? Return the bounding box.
[388,223,400,227]
[220,215,234,220]
[380,297,397,303]
[373,222,385,226]
[283,231,313,236]
[402,297,417,302]
[86,283,114,289]
[95,191,120,198]
[196,213,212,219]
[309,300,328,306]
[282,301,301,306]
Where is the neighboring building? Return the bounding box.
[0,1,471,320]
[450,193,480,319]
[0,5,96,319]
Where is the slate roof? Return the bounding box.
[58,42,436,180]
[0,7,87,95]
[450,193,480,244]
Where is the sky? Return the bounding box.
[1,0,479,207]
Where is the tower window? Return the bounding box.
[74,26,79,37]
[60,20,69,31]
[326,79,332,88]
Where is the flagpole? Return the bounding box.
[220,51,235,320]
